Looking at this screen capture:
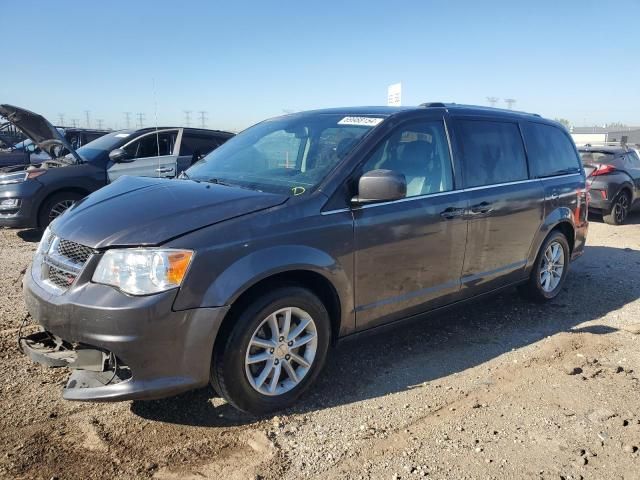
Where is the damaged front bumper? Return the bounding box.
[22,264,229,401]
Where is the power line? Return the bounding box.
[58,113,65,126]
[71,118,79,128]
[504,98,516,110]
[123,112,131,129]
[183,110,192,127]
[136,113,145,128]
[84,110,91,128]
[486,97,499,107]
[96,119,104,130]
[198,111,207,128]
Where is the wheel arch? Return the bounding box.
[37,187,90,228]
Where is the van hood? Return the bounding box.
[52,176,288,249]
[0,105,81,163]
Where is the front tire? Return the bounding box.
[518,230,570,303]
[38,192,84,229]
[603,190,630,225]
[211,286,331,414]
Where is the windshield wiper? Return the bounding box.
[206,177,236,187]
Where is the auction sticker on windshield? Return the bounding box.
[337,117,384,127]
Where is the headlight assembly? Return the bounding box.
[92,248,194,295]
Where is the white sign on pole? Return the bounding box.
[387,82,402,106]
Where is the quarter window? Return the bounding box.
[457,120,528,188]
[522,122,581,177]
[361,121,453,197]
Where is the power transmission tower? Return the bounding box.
[136,113,145,128]
[123,112,131,129]
[96,119,104,130]
[183,110,192,127]
[198,111,207,128]
[71,118,79,128]
[504,98,516,110]
[58,113,65,126]
[84,110,91,128]
[486,97,499,107]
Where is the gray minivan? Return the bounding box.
[20,104,588,414]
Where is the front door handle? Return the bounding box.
[550,192,559,200]
[469,201,493,215]
[440,207,466,219]
[155,167,174,174]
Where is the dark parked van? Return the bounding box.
[20,104,588,414]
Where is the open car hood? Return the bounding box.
[0,105,82,163]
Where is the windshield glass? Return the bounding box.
[579,151,616,164]
[185,113,382,195]
[65,131,130,163]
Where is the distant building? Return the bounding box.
[571,126,640,146]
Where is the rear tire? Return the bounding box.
[603,190,630,225]
[38,191,84,229]
[211,286,331,414]
[518,230,570,303]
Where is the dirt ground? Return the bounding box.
[1,216,639,480]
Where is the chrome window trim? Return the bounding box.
[320,172,582,215]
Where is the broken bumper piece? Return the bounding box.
[20,330,133,399]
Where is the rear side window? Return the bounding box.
[457,120,528,188]
[179,133,225,157]
[522,122,581,177]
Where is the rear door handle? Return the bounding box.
[469,201,493,215]
[155,167,174,173]
[550,192,559,200]
[440,207,466,219]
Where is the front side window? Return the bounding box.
[361,120,453,197]
[458,120,528,188]
[124,131,177,159]
[186,113,379,196]
[522,122,581,177]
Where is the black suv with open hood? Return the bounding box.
[0,105,233,229]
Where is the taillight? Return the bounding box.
[591,164,616,176]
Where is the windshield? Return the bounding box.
[579,151,616,164]
[185,113,382,195]
[65,131,130,163]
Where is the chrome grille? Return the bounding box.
[46,265,77,290]
[56,239,94,265]
[39,235,96,293]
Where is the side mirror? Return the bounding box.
[352,169,407,204]
[108,148,132,163]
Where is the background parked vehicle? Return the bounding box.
[0,104,233,229]
[579,145,640,225]
[19,104,588,414]
[0,128,109,167]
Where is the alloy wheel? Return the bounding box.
[245,307,318,396]
[539,240,565,292]
[48,200,76,223]
[613,194,629,224]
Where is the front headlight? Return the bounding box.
[92,248,194,295]
[35,226,53,255]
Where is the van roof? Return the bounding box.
[294,104,545,121]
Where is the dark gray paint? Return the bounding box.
[21,104,588,402]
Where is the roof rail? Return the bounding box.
[419,102,447,108]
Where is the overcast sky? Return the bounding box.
[3,0,639,131]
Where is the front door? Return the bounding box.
[353,118,468,330]
[453,118,544,294]
[107,129,179,182]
